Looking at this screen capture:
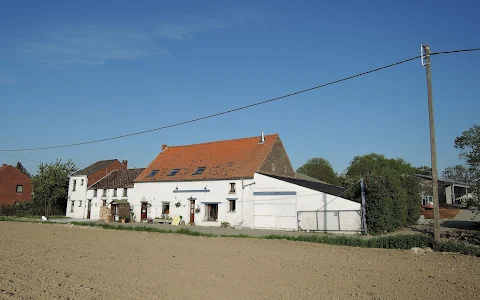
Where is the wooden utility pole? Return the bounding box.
[422,44,440,241]
[360,178,368,235]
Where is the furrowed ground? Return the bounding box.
[0,222,479,300]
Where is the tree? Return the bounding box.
[453,125,480,206]
[344,153,420,233]
[296,157,339,185]
[31,159,78,217]
[16,162,31,178]
[455,124,480,168]
[415,166,432,176]
[443,165,476,183]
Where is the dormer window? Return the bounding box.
[147,170,159,177]
[192,167,206,175]
[168,169,180,176]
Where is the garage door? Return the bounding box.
[253,192,297,231]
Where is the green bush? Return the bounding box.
[433,240,480,257]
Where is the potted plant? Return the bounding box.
[120,216,126,224]
[175,201,181,208]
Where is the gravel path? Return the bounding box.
[0,222,479,300]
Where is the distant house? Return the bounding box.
[416,174,470,207]
[0,164,32,206]
[87,168,145,221]
[66,159,128,218]
[132,133,361,231]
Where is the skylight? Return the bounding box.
[168,169,180,176]
[146,170,159,177]
[192,167,206,175]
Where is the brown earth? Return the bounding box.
[0,222,479,300]
[421,207,460,219]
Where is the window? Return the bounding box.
[229,183,236,193]
[162,203,170,215]
[147,170,159,177]
[102,200,107,206]
[16,185,23,193]
[94,189,98,197]
[205,204,218,221]
[70,201,75,212]
[229,200,236,212]
[123,188,128,197]
[78,200,82,207]
[81,179,84,186]
[72,180,76,191]
[102,189,107,197]
[168,169,180,176]
[113,189,117,197]
[192,167,206,175]
[422,195,433,206]
[271,163,276,172]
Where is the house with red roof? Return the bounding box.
[0,164,32,206]
[66,159,128,219]
[132,133,362,231]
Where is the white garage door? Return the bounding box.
[253,192,297,231]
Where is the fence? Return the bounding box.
[297,210,363,233]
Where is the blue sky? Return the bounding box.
[1,0,479,175]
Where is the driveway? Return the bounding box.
[440,209,480,231]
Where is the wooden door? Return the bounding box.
[87,200,91,219]
[141,203,148,221]
[189,199,195,224]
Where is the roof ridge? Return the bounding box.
[166,133,278,149]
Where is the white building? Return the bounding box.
[87,168,145,221]
[66,159,128,219]
[132,133,362,232]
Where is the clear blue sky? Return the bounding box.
[1,0,479,175]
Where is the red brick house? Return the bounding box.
[0,164,32,205]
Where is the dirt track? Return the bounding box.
[0,222,479,300]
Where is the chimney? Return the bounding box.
[259,131,265,143]
[162,144,168,151]
[122,160,128,168]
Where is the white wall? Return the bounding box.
[252,173,361,232]
[132,179,253,227]
[445,186,453,204]
[66,175,88,218]
[87,187,135,220]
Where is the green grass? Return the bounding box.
[3,217,480,257]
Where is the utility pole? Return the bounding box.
[421,44,440,241]
[360,178,368,235]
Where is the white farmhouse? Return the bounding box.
[66,159,128,219]
[87,168,144,221]
[132,133,362,232]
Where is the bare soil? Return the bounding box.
[0,222,479,300]
[421,207,460,219]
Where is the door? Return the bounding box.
[141,203,148,221]
[189,199,195,224]
[87,200,92,219]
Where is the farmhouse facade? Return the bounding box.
[416,174,470,207]
[131,133,361,231]
[0,164,32,205]
[66,159,128,219]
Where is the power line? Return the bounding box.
[1,47,479,153]
[431,48,480,56]
[0,152,43,164]
[0,55,420,152]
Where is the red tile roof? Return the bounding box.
[136,134,279,182]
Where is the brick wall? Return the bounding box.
[258,137,296,178]
[87,160,127,188]
[0,166,32,205]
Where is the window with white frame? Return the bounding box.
[72,180,76,191]
[16,185,23,193]
[70,201,75,212]
[162,202,170,215]
[102,189,107,197]
[123,188,128,197]
[205,204,218,221]
[229,183,236,193]
[78,200,82,207]
[113,189,117,197]
[81,179,84,186]
[94,189,98,197]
